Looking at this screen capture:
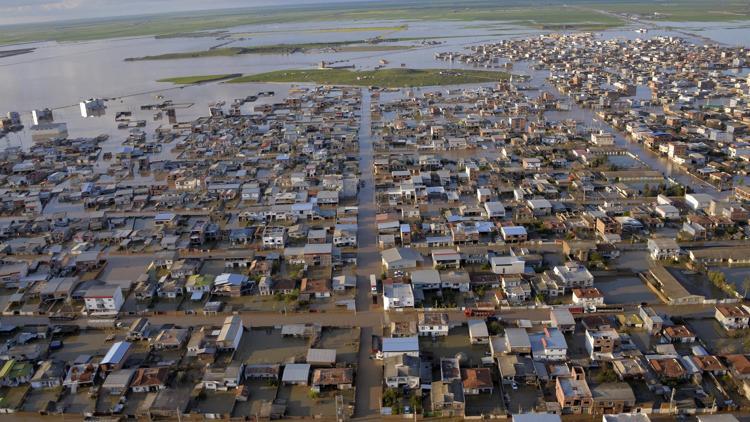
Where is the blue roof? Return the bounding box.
[382,336,419,353]
[502,226,527,236]
[101,341,131,365]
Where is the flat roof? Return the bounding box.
[382,336,419,353]
[282,363,311,383]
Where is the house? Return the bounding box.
[130,367,169,393]
[300,243,333,267]
[639,306,664,334]
[612,358,647,380]
[663,325,696,343]
[201,363,243,390]
[647,238,681,261]
[0,360,33,387]
[63,363,98,389]
[102,368,136,395]
[333,224,357,247]
[484,201,506,219]
[306,348,337,367]
[217,315,244,351]
[150,327,189,350]
[490,256,525,275]
[461,368,493,395]
[382,336,419,359]
[527,198,552,216]
[542,262,594,295]
[126,317,150,341]
[431,249,462,269]
[726,354,750,381]
[311,368,353,392]
[585,328,620,360]
[502,328,532,354]
[591,383,636,414]
[381,247,423,272]
[430,379,465,417]
[262,226,287,249]
[555,366,592,414]
[383,283,414,310]
[440,270,471,292]
[185,274,215,294]
[685,193,714,211]
[282,364,311,385]
[300,278,332,299]
[411,269,441,290]
[500,226,528,243]
[245,364,281,380]
[418,313,449,337]
[384,354,421,389]
[30,360,65,389]
[83,284,124,315]
[655,204,680,220]
[213,273,251,297]
[550,308,576,333]
[530,327,568,361]
[715,305,750,330]
[100,341,133,372]
[332,274,356,291]
[468,320,490,344]
[572,288,605,310]
[649,357,687,381]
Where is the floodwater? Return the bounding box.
[0,17,748,194]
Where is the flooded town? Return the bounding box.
[2,1,750,421]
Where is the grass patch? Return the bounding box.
[227,68,509,87]
[333,45,412,52]
[3,0,749,46]
[126,39,412,61]
[157,73,241,84]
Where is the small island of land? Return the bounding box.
[125,40,412,61]
[157,74,242,84]
[225,68,510,87]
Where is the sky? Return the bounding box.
[0,0,360,26]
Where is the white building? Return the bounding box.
[80,98,106,118]
[384,283,415,311]
[654,204,680,220]
[685,193,714,211]
[529,327,567,361]
[217,315,244,351]
[262,226,287,249]
[468,320,489,344]
[490,256,525,275]
[590,131,615,146]
[647,238,681,261]
[571,288,605,310]
[715,305,750,331]
[418,313,449,337]
[500,226,528,242]
[84,285,124,315]
[484,201,506,219]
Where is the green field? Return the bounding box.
[126,40,411,61]
[597,1,750,22]
[227,68,510,87]
[157,74,241,84]
[0,0,748,46]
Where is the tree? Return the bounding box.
[383,388,401,408]
[307,389,320,400]
[409,391,422,414]
[594,368,619,383]
[743,277,750,298]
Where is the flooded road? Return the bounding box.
[354,88,384,418]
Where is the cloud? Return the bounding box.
[0,0,370,25]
